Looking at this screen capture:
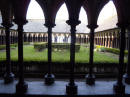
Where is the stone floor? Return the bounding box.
[0,78,130,96]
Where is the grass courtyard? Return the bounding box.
[0,44,128,63]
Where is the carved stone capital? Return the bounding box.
[1,22,13,28]
[66,20,81,26]
[13,19,28,26]
[87,24,98,29]
[44,22,56,28]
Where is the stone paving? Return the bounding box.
[0,79,130,95]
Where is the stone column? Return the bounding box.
[97,35,99,45]
[108,33,110,48]
[124,32,130,84]
[86,24,98,85]
[100,34,102,45]
[112,32,114,48]
[44,24,55,85]
[107,33,109,47]
[16,24,28,93]
[113,24,127,94]
[26,34,28,42]
[66,20,80,95]
[10,32,12,44]
[117,31,120,48]
[103,33,105,46]
[116,31,118,48]
[14,32,17,43]
[125,33,128,50]
[109,33,111,48]
[0,30,2,45]
[3,31,6,45]
[112,32,115,48]
[99,34,101,45]
[2,23,14,84]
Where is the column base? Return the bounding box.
[4,72,14,84]
[16,82,28,94]
[85,74,95,85]
[113,83,125,94]
[66,83,77,95]
[124,74,130,84]
[44,74,55,85]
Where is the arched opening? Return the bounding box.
[27,0,44,19]
[97,1,117,31]
[54,3,70,34]
[94,1,119,63]
[75,7,89,63]
[23,0,48,62]
[77,7,88,34]
[51,3,70,63]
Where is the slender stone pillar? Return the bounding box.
[10,33,12,44]
[124,32,130,84]
[109,33,111,48]
[103,34,105,46]
[113,24,126,94]
[110,33,113,48]
[86,25,98,85]
[0,34,1,45]
[16,24,28,93]
[106,34,108,47]
[66,20,80,95]
[3,35,5,45]
[97,37,99,45]
[99,34,101,45]
[14,33,17,43]
[12,33,15,44]
[26,34,28,42]
[3,32,6,45]
[2,23,14,84]
[101,34,102,46]
[116,34,118,48]
[117,32,120,48]
[44,25,55,85]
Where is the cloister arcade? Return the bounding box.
[0,27,129,49]
[0,0,130,96]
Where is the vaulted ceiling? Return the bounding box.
[0,0,130,28]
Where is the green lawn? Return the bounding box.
[0,45,127,63]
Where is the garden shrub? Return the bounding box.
[0,44,17,50]
[83,43,96,49]
[34,42,47,51]
[23,42,30,45]
[10,43,17,47]
[75,44,80,52]
[52,43,80,52]
[104,47,128,56]
[0,45,6,50]
[96,45,128,55]
[100,47,106,52]
[82,43,90,48]
[34,42,80,52]
[96,45,105,52]
[52,43,70,51]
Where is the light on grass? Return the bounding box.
[0,45,123,63]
